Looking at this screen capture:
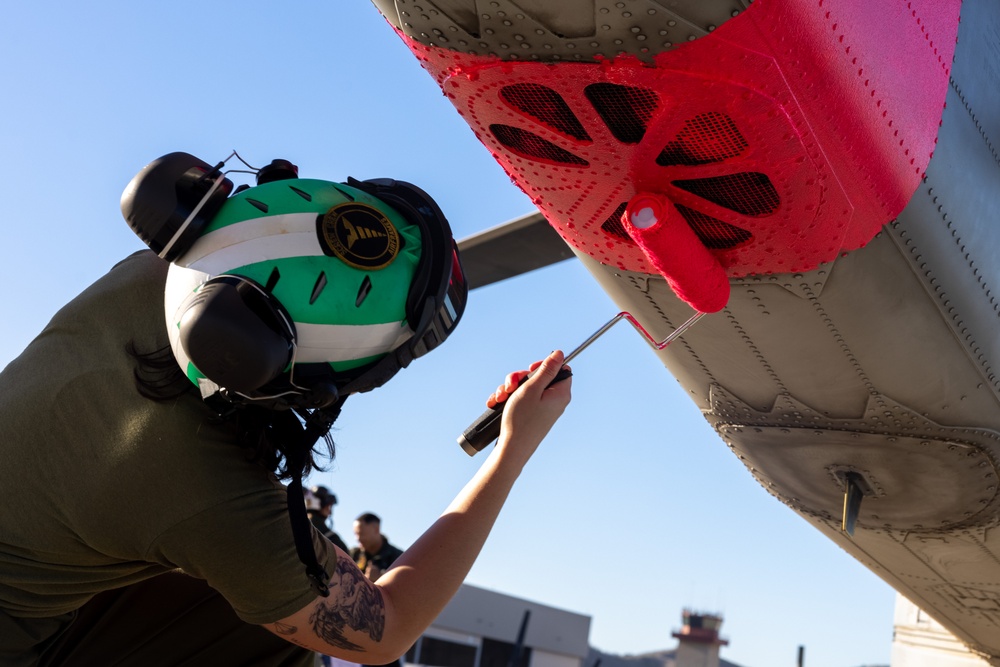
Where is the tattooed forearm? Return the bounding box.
[272,621,298,636]
[309,556,387,650]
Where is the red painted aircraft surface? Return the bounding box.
[370,0,1000,662]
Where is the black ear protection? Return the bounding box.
[121,152,322,406]
[177,275,295,395]
[120,152,235,262]
[121,153,468,408]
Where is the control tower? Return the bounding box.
[671,610,729,667]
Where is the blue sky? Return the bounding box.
[0,3,896,666]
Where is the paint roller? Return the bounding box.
[623,192,730,314]
[458,191,728,454]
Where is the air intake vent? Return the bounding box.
[657,112,748,166]
[600,202,632,241]
[584,83,659,144]
[673,173,780,216]
[676,204,753,250]
[489,124,589,166]
[500,83,591,141]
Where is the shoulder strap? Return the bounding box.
[282,398,348,597]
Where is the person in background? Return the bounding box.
[351,513,406,667]
[306,486,350,553]
[351,513,404,583]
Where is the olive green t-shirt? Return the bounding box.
[0,251,335,661]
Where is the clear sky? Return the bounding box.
[0,3,897,666]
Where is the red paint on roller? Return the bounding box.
[623,193,730,313]
[388,0,961,299]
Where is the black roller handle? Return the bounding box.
[457,366,573,456]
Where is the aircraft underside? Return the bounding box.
[372,0,1000,661]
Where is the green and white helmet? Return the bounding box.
[122,153,468,409]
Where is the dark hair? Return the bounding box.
[127,341,194,401]
[127,342,334,481]
[355,512,381,524]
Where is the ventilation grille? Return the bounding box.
[500,83,591,141]
[673,173,780,216]
[600,202,631,240]
[584,83,659,144]
[676,205,754,249]
[489,124,589,165]
[492,83,779,252]
[658,112,749,166]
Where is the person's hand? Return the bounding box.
[487,350,572,465]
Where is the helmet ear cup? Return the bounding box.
[121,152,234,262]
[177,277,294,394]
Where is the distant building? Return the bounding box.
[402,587,745,667]
[585,648,745,667]
[587,610,743,667]
[397,585,995,667]
[404,583,591,667]
[672,610,729,667]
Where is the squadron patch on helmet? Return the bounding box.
[318,203,400,270]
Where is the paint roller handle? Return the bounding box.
[457,367,573,456]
